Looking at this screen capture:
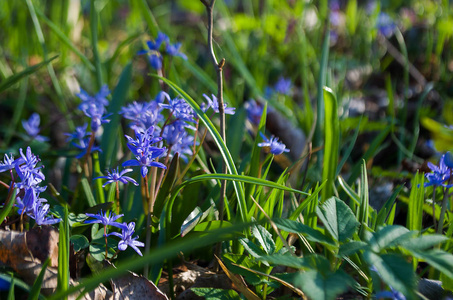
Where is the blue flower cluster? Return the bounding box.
[121,91,198,165]
[424,152,453,187]
[84,210,144,256]
[0,147,61,225]
[138,32,187,70]
[66,85,111,158]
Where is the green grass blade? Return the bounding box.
[57,205,70,300]
[35,8,95,71]
[48,222,253,299]
[90,0,103,88]
[321,87,339,202]
[0,55,58,93]
[101,62,133,168]
[407,172,425,232]
[358,161,369,239]
[156,76,248,221]
[92,152,105,204]
[28,258,50,300]
[135,0,159,37]
[81,177,97,207]
[0,188,17,225]
[7,275,15,300]
[314,27,330,170]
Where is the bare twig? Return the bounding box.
[201,0,227,266]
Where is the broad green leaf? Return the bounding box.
[407,172,425,232]
[240,238,268,262]
[101,62,133,168]
[411,250,453,279]
[364,252,416,298]
[293,269,354,300]
[366,225,413,252]
[259,253,305,269]
[338,241,368,257]
[251,224,275,255]
[274,218,336,246]
[321,87,339,202]
[192,288,241,300]
[81,177,96,207]
[399,234,448,252]
[317,197,359,242]
[70,235,90,252]
[193,220,233,233]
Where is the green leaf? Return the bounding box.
[364,252,416,298]
[259,253,305,269]
[399,234,448,252]
[358,161,369,238]
[407,172,425,232]
[366,225,413,252]
[101,62,133,168]
[7,275,15,300]
[0,55,59,92]
[0,188,17,225]
[293,269,354,300]
[273,218,336,246]
[321,87,339,202]
[81,177,97,207]
[57,205,70,299]
[28,258,50,300]
[411,249,453,279]
[154,153,179,219]
[193,220,233,233]
[240,238,268,262]
[251,224,275,255]
[338,241,368,257]
[70,235,90,252]
[317,197,359,242]
[192,288,241,300]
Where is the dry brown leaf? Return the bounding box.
[0,228,112,299]
[105,260,168,300]
[215,255,260,300]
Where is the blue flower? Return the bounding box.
[375,287,406,300]
[274,77,292,96]
[424,154,452,187]
[160,97,196,125]
[31,203,61,226]
[81,102,111,133]
[0,154,17,173]
[123,127,167,178]
[76,84,110,109]
[377,12,396,37]
[444,151,453,169]
[108,221,144,256]
[258,132,290,155]
[202,94,236,115]
[244,99,263,125]
[15,147,45,186]
[95,167,138,187]
[22,113,49,142]
[77,86,111,133]
[166,42,187,60]
[84,210,124,228]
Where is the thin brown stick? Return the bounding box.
[201,0,227,267]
